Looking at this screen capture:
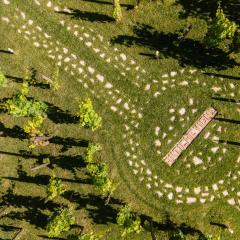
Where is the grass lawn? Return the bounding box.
[0,0,240,239]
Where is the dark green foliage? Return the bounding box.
[116,205,142,236]
[46,207,75,238]
[78,98,102,131]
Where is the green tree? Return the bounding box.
[170,229,186,240]
[46,207,75,238]
[23,115,44,137]
[0,70,7,87]
[116,205,142,237]
[78,98,102,131]
[204,5,237,48]
[85,143,102,163]
[46,175,66,202]
[113,0,122,22]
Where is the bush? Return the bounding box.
[204,5,237,48]
[78,98,102,131]
[68,232,101,240]
[46,176,66,200]
[46,207,75,238]
[85,143,102,163]
[116,205,142,236]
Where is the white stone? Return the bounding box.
[47,1,52,7]
[194,187,201,194]
[155,127,160,136]
[63,48,68,54]
[2,17,10,23]
[227,198,236,205]
[85,42,92,47]
[33,42,40,47]
[96,74,104,82]
[156,191,163,198]
[176,187,182,193]
[212,184,218,191]
[146,183,151,189]
[179,108,186,115]
[78,68,83,74]
[211,147,219,153]
[169,108,175,113]
[133,169,138,175]
[187,197,196,204]
[123,103,130,110]
[3,0,10,4]
[64,57,70,62]
[200,198,206,203]
[88,66,95,74]
[110,106,117,112]
[193,157,203,165]
[168,192,173,200]
[170,71,177,77]
[144,84,150,91]
[104,82,113,89]
[162,74,168,78]
[120,53,127,61]
[146,169,152,175]
[155,140,161,147]
[204,132,210,139]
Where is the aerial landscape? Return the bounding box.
[0,0,239,239]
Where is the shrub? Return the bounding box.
[78,98,102,131]
[116,205,142,236]
[204,5,237,48]
[68,232,101,240]
[46,207,75,238]
[46,176,66,200]
[113,0,122,22]
[85,143,102,163]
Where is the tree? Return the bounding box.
[85,143,102,163]
[78,98,102,131]
[170,229,186,240]
[204,5,237,48]
[46,207,75,238]
[0,70,7,87]
[46,175,66,202]
[116,205,142,237]
[113,0,122,22]
[23,115,44,137]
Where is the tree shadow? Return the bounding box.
[218,139,240,146]
[0,191,61,229]
[5,74,50,89]
[82,0,134,10]
[62,190,123,224]
[46,102,79,124]
[141,213,204,238]
[215,118,240,124]
[111,23,237,69]
[176,0,240,24]
[212,96,240,103]
[50,136,88,152]
[57,8,114,23]
[0,122,28,140]
[204,72,240,81]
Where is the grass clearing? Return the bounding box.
[0,0,240,239]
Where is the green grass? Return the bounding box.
[0,0,240,239]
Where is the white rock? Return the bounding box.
[156,191,163,198]
[194,187,201,194]
[123,102,129,110]
[155,140,161,147]
[47,1,52,7]
[227,198,236,205]
[110,106,117,112]
[88,66,95,74]
[179,108,186,115]
[168,192,173,200]
[3,0,10,4]
[170,71,177,77]
[187,197,196,204]
[193,157,203,165]
[120,53,127,61]
[96,74,104,82]
[211,147,219,153]
[176,187,182,193]
[144,84,150,91]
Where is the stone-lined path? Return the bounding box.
[164,107,218,166]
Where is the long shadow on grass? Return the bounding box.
[5,74,50,89]
[111,23,237,69]
[0,122,28,140]
[176,0,240,24]
[212,96,240,103]
[50,136,88,152]
[219,140,240,146]
[215,118,240,124]
[46,102,79,124]
[63,190,123,224]
[0,191,62,229]
[0,150,86,174]
[57,8,114,22]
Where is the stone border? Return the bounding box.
[163,107,218,166]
